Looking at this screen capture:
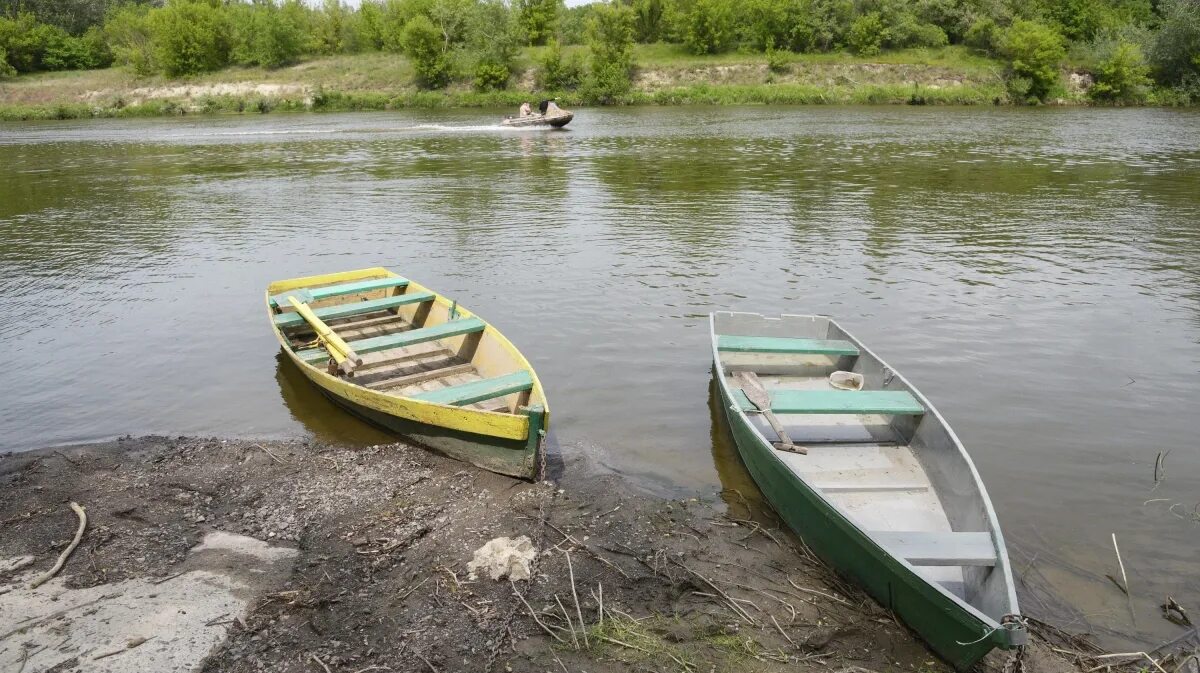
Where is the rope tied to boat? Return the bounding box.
[955,613,1028,646]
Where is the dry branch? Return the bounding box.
[30,502,87,589]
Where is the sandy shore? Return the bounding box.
[0,436,1151,672]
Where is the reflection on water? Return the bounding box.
[1,106,1198,649]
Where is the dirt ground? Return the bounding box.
[0,436,1186,673]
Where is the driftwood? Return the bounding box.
[29,502,87,589]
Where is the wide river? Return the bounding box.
[1,106,1197,648]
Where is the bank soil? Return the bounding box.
[0,437,1130,672]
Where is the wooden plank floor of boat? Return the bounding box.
[286,311,511,413]
[722,368,968,596]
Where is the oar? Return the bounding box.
[733,372,806,455]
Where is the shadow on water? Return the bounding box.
[707,372,775,523]
[273,351,394,447]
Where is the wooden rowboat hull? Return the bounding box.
[267,268,548,480]
[312,385,540,478]
[710,312,1024,670]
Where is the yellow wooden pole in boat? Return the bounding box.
[287,296,362,372]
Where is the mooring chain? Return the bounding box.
[1003,644,1027,673]
[485,480,558,671]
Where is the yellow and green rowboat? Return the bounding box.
[266,267,548,479]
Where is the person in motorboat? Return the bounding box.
[518,101,532,117]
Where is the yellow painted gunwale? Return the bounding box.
[267,267,549,442]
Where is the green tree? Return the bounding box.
[847,11,886,55]
[1150,0,1200,86]
[470,0,521,90]
[630,0,670,43]
[536,37,582,89]
[582,1,635,101]
[0,46,14,77]
[964,17,1000,53]
[229,1,305,68]
[147,0,231,76]
[312,0,356,54]
[517,0,560,45]
[401,14,452,87]
[684,0,734,54]
[0,13,50,72]
[0,0,154,35]
[103,3,156,75]
[557,4,593,44]
[354,0,388,50]
[1089,40,1151,102]
[1000,19,1065,102]
[805,0,855,52]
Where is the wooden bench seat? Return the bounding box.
[274,291,434,329]
[410,371,534,407]
[270,276,410,308]
[870,531,997,567]
[734,389,924,416]
[296,317,486,365]
[718,335,859,356]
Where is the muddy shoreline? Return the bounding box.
[0,436,1175,672]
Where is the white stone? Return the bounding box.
[466,536,537,581]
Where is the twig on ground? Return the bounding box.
[556,594,580,650]
[669,559,757,625]
[1092,652,1168,673]
[544,520,631,579]
[412,649,438,673]
[398,577,429,600]
[1162,596,1192,626]
[727,517,784,548]
[511,581,565,644]
[93,636,153,660]
[1153,450,1170,489]
[309,653,333,673]
[53,451,79,466]
[595,634,648,653]
[786,575,850,605]
[30,502,87,589]
[1112,533,1136,625]
[564,551,589,648]
[253,443,290,465]
[597,582,604,627]
[770,614,796,648]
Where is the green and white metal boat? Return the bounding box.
[710,311,1026,670]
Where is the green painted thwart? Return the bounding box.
[273,291,434,328]
[717,335,860,356]
[714,373,1018,670]
[732,389,925,415]
[411,371,534,407]
[270,276,410,307]
[297,317,486,364]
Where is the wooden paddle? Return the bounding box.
[733,371,806,455]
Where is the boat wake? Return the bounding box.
[195,123,553,140]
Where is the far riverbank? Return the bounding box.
[0,46,1132,122]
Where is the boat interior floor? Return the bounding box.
[287,309,511,414]
[725,369,967,596]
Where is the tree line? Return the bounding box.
[1,0,1198,104]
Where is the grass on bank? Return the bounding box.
[0,45,1037,121]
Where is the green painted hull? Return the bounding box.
[712,369,1013,670]
[319,388,540,480]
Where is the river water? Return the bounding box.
[1,106,1197,648]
